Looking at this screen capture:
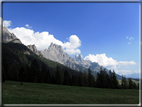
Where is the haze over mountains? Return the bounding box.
[2,25,138,79]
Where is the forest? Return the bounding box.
[2,58,139,89]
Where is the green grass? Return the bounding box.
[2,81,139,104]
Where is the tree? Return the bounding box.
[63,69,71,85]
[40,63,47,83]
[111,70,118,89]
[30,59,40,83]
[88,68,94,87]
[46,69,51,84]
[2,58,9,80]
[122,75,127,89]
[9,64,19,81]
[55,65,63,85]
[71,74,78,86]
[19,66,25,85]
[78,70,84,87]
[128,78,133,89]
[83,71,88,87]
[2,67,7,82]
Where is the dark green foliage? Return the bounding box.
[9,64,19,81]
[39,63,47,83]
[55,65,63,85]
[19,66,25,85]
[78,70,84,87]
[45,69,51,84]
[2,58,9,80]
[122,75,127,89]
[112,70,118,89]
[83,71,88,87]
[30,59,40,83]
[88,68,95,87]
[71,74,78,86]
[63,69,71,85]
[128,78,133,89]
[2,67,7,82]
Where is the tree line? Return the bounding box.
[2,58,139,89]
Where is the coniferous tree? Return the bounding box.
[2,67,7,82]
[108,70,113,88]
[83,71,88,87]
[19,66,25,85]
[128,78,133,89]
[40,63,46,83]
[88,68,94,87]
[71,74,78,86]
[78,70,84,87]
[30,59,40,83]
[63,69,71,85]
[55,65,63,85]
[9,64,19,81]
[122,75,127,89]
[2,58,9,80]
[51,74,55,84]
[112,70,118,89]
[46,69,51,84]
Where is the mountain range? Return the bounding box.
[2,26,122,79]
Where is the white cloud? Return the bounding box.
[25,24,32,28]
[84,53,136,70]
[63,35,81,54]
[126,36,134,44]
[115,70,133,75]
[3,20,12,27]
[8,26,81,55]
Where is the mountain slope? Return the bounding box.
[2,43,80,76]
[3,26,22,44]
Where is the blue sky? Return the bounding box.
[2,2,140,77]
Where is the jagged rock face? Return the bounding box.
[2,26,22,44]
[27,44,43,57]
[42,43,74,64]
[73,54,91,68]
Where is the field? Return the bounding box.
[2,81,139,104]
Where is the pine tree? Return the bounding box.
[71,74,78,86]
[9,64,19,81]
[122,75,127,89]
[112,70,118,89]
[2,58,9,80]
[40,63,47,83]
[19,66,25,85]
[83,71,88,87]
[63,69,71,85]
[128,78,133,89]
[2,67,7,82]
[55,65,63,85]
[88,68,94,87]
[46,69,51,84]
[78,70,83,87]
[30,59,40,83]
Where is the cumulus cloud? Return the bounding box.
[3,20,12,27]
[63,35,81,54]
[25,24,32,28]
[126,36,134,44]
[8,24,81,55]
[84,53,136,70]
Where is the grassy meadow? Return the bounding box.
[2,81,139,104]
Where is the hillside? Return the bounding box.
[2,42,80,76]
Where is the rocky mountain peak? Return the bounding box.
[74,54,84,62]
[2,26,22,44]
[42,43,73,64]
[27,44,43,57]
